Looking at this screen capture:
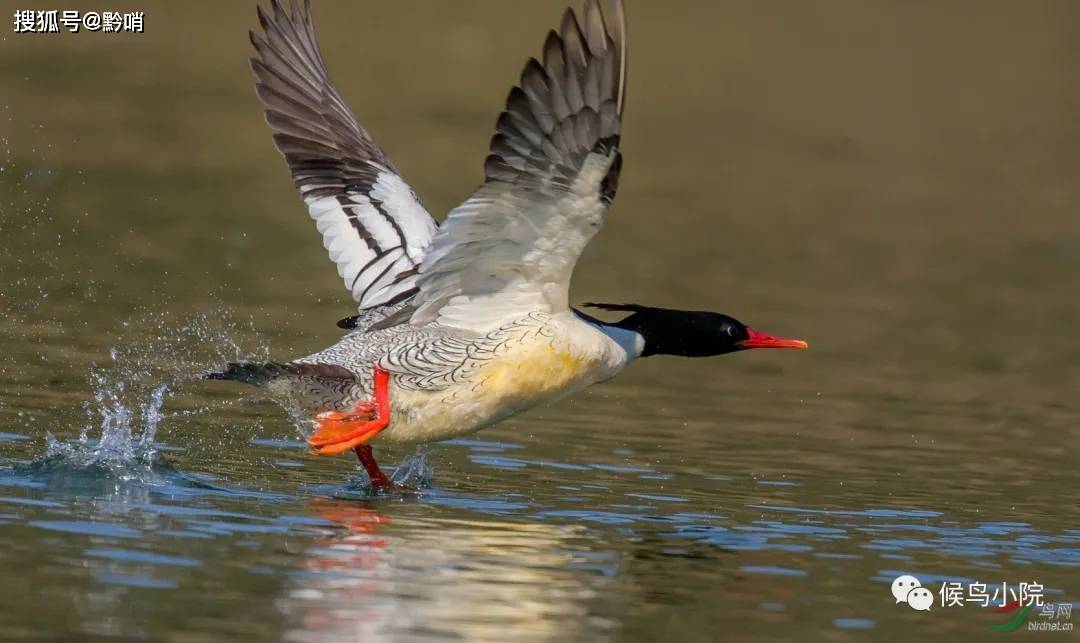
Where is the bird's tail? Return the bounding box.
[204,362,357,387]
[204,362,288,386]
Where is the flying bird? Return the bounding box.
[209,0,807,490]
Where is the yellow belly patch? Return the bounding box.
[376,343,601,445]
[476,345,593,401]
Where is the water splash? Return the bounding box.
[391,449,435,489]
[40,379,170,481]
[11,380,177,500]
[326,449,435,499]
[15,311,266,486]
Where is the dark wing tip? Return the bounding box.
[521,57,548,86]
[482,0,627,187]
[248,0,399,181]
[269,0,287,21]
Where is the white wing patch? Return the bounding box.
[369,172,432,264]
[304,167,436,308]
[413,150,617,331]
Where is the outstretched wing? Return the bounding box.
[407,0,627,332]
[250,0,437,309]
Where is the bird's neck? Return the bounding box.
[592,320,646,361]
[573,307,645,361]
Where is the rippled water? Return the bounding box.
[3,1,1079,641]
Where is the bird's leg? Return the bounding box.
[308,365,391,456]
[354,444,395,490]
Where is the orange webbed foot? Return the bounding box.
[314,401,377,424]
[308,366,391,457]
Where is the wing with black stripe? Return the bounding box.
[408,0,627,331]
[250,0,437,309]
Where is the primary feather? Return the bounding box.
[406,0,628,332]
[250,0,437,309]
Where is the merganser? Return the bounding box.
[209,0,808,489]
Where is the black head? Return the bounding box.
[584,303,808,357]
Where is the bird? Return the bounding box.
[208,0,808,490]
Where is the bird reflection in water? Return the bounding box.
[279,498,617,642]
